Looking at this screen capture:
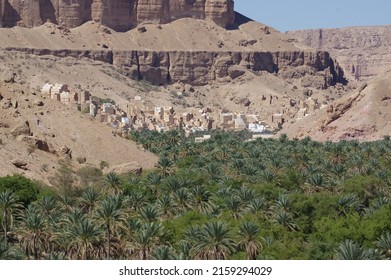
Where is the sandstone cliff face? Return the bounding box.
[4,46,343,86]
[0,0,4,27]
[0,0,235,30]
[287,25,391,80]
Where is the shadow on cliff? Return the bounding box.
[3,2,21,27]
[228,12,254,30]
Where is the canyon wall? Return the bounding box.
[3,47,344,86]
[0,0,235,30]
[287,25,391,80]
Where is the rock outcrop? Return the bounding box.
[280,70,391,141]
[4,46,344,86]
[286,25,391,80]
[10,121,32,138]
[0,0,235,31]
[109,162,142,175]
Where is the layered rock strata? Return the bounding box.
[3,47,344,86]
[287,25,391,80]
[0,0,235,30]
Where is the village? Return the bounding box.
[41,83,321,141]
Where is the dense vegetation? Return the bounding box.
[1,131,391,260]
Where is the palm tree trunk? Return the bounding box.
[106,224,111,260]
[2,209,7,245]
[33,235,39,260]
[84,242,88,260]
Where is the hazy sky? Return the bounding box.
[235,0,391,32]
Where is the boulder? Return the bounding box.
[1,99,12,109]
[34,100,44,106]
[12,159,28,170]
[1,70,16,83]
[10,121,31,138]
[109,162,142,175]
[57,146,72,159]
[16,136,54,153]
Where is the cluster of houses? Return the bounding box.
[42,83,326,138]
[123,95,271,135]
[296,97,322,120]
[41,83,91,105]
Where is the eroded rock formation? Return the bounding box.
[0,0,235,30]
[287,25,391,80]
[4,47,344,86]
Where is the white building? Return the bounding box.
[41,83,53,95]
[195,135,211,143]
[248,123,266,133]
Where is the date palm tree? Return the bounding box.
[336,194,363,216]
[139,204,160,222]
[334,239,368,260]
[156,194,176,218]
[273,211,298,231]
[271,194,293,213]
[190,186,213,214]
[66,218,102,260]
[146,172,162,195]
[104,172,121,194]
[95,195,125,259]
[238,221,262,260]
[375,232,391,259]
[37,196,57,217]
[127,190,147,212]
[19,206,50,259]
[246,197,267,217]
[131,223,163,260]
[80,188,101,216]
[224,196,242,220]
[151,245,177,260]
[193,221,236,260]
[57,193,76,213]
[173,188,191,214]
[306,173,326,192]
[0,190,23,245]
[0,236,23,260]
[155,157,176,178]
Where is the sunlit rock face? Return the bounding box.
[0,0,235,31]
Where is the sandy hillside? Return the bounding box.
[280,70,391,141]
[0,18,309,52]
[0,82,158,184]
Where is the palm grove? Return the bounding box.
[1,130,391,260]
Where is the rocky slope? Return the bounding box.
[0,81,158,184]
[0,17,344,87]
[0,0,234,31]
[286,25,391,80]
[280,70,391,141]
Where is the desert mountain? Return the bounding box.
[0,2,346,121]
[280,70,391,141]
[1,0,377,184]
[287,25,391,81]
[0,16,344,87]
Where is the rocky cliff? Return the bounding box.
[113,49,341,86]
[280,69,391,141]
[0,0,234,30]
[286,25,391,80]
[3,46,343,86]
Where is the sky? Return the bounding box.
[235,0,391,32]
